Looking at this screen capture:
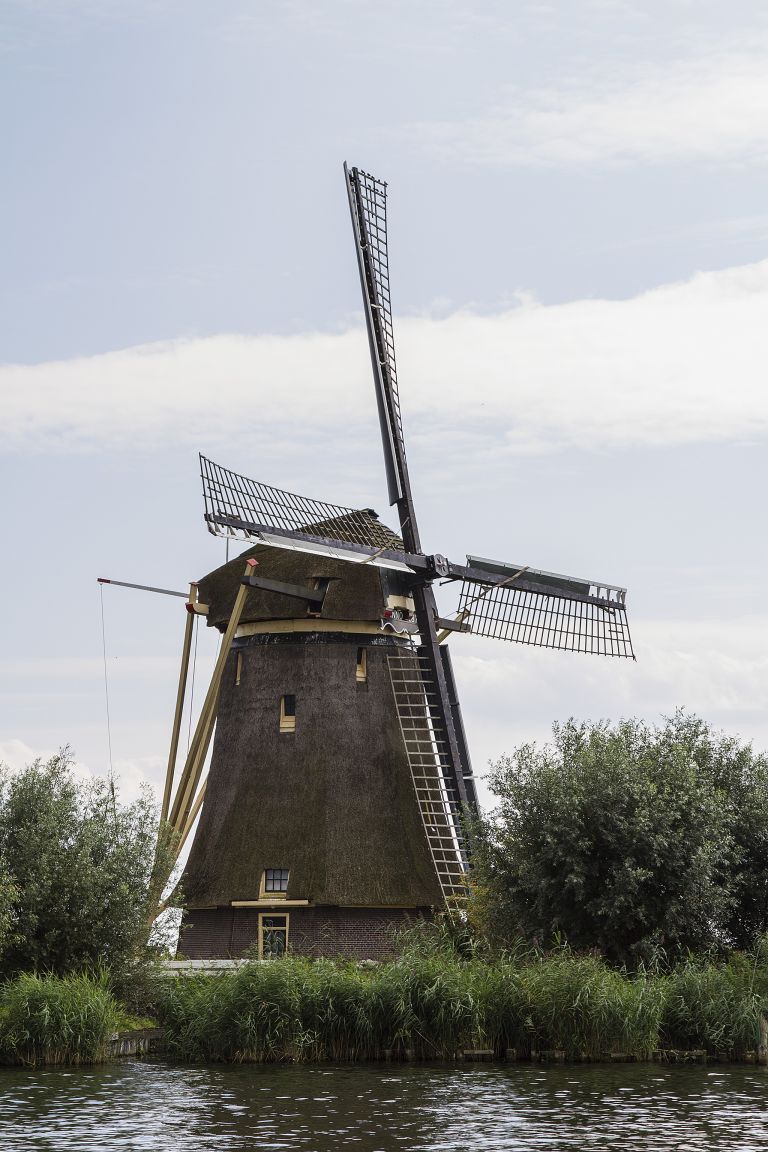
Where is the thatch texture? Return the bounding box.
[198,511,405,632]
[182,633,444,910]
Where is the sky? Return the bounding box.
[2,0,768,817]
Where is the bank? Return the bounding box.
[2,948,768,1067]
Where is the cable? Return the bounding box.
[99,583,114,776]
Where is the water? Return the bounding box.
[1,1061,766,1151]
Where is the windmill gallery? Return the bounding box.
[110,165,635,962]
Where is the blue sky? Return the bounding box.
[2,0,768,808]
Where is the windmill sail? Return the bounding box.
[457,554,634,658]
[345,163,474,831]
[345,164,405,508]
[200,455,413,572]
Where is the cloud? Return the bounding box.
[0,738,93,785]
[407,51,768,168]
[3,258,768,461]
[453,613,768,806]
[0,736,167,805]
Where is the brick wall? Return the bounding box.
[178,905,432,961]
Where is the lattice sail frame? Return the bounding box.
[348,171,404,443]
[346,166,407,507]
[457,578,634,658]
[200,455,407,561]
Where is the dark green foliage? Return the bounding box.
[0,972,118,1065]
[660,953,764,1056]
[471,714,768,965]
[298,960,373,1061]
[0,872,18,958]
[371,954,480,1057]
[159,940,768,1064]
[668,716,768,949]
[0,750,160,979]
[159,960,340,1063]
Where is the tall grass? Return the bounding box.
[159,960,355,1063]
[660,957,763,1056]
[370,954,481,1058]
[0,973,118,1066]
[156,942,768,1064]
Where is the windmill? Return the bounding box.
[167,165,634,961]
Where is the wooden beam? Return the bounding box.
[177,777,207,857]
[160,587,196,825]
[436,608,470,645]
[168,559,256,831]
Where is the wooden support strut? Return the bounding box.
[160,584,198,826]
[151,776,209,923]
[177,777,207,858]
[168,559,257,832]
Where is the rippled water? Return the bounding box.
[1,1060,767,1151]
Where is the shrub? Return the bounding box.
[0,750,161,980]
[472,713,768,965]
[0,972,118,1065]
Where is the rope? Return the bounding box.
[99,583,114,776]
[186,613,200,756]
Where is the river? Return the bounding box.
[0,1060,766,1150]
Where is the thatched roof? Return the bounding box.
[198,512,408,630]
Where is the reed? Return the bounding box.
[370,954,480,1058]
[468,958,523,1055]
[154,944,768,1065]
[472,950,663,1059]
[297,959,373,1061]
[660,958,763,1057]
[159,960,320,1062]
[519,952,664,1059]
[0,972,118,1066]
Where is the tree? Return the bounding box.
[470,713,768,966]
[0,749,160,978]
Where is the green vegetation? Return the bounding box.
[1,717,767,1067]
[0,938,764,1067]
[154,938,768,1064]
[0,972,119,1066]
[470,713,768,965]
[0,750,167,982]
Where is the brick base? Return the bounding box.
[177,905,432,961]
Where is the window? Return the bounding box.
[307,577,331,617]
[280,694,296,733]
[234,651,243,686]
[259,913,288,959]
[264,868,289,894]
[356,646,367,683]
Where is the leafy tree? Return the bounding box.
[0,749,161,978]
[0,871,18,959]
[470,713,768,966]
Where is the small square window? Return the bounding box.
[264,868,289,893]
[280,694,296,733]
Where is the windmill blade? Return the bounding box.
[345,163,405,509]
[457,554,634,658]
[200,454,414,572]
[345,165,475,821]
